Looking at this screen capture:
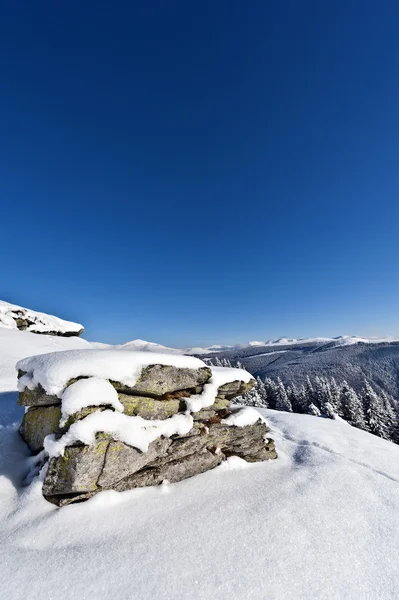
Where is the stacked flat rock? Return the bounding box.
[17,350,277,506]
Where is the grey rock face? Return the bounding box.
[217,379,255,399]
[111,365,212,397]
[98,437,172,489]
[19,406,62,453]
[192,398,231,421]
[42,417,277,506]
[206,420,271,458]
[42,436,110,502]
[17,385,60,407]
[113,449,223,491]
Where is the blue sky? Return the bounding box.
[1,1,398,345]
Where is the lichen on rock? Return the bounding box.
[20,405,62,454]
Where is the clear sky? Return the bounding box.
[1,1,398,346]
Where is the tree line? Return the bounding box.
[209,356,399,444]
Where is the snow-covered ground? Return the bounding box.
[1,328,399,599]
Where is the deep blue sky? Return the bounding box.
[1,1,398,345]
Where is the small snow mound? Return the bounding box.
[60,377,124,426]
[217,455,252,470]
[222,406,265,427]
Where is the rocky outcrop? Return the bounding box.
[17,353,277,506]
[17,364,214,407]
[0,300,84,336]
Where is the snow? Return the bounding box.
[60,377,124,426]
[222,406,266,427]
[248,349,288,358]
[2,327,399,598]
[184,366,254,413]
[91,338,184,354]
[0,327,91,394]
[45,411,194,456]
[331,334,399,346]
[0,300,84,335]
[89,339,232,355]
[17,349,206,397]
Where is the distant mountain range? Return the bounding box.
[89,336,399,400]
[91,335,399,354]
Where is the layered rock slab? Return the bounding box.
[42,419,276,505]
[16,349,277,506]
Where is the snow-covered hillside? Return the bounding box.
[1,328,399,598]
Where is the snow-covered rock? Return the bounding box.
[16,349,211,398]
[0,300,84,336]
[15,348,269,505]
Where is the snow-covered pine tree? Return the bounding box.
[221,358,233,367]
[264,377,277,410]
[235,380,267,408]
[391,405,399,445]
[313,376,325,411]
[380,391,397,441]
[213,356,223,367]
[294,383,311,414]
[303,376,316,410]
[314,376,336,418]
[286,384,299,412]
[362,380,390,439]
[256,376,268,407]
[274,377,292,412]
[308,402,321,416]
[340,381,368,431]
[329,377,342,416]
[235,360,243,369]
